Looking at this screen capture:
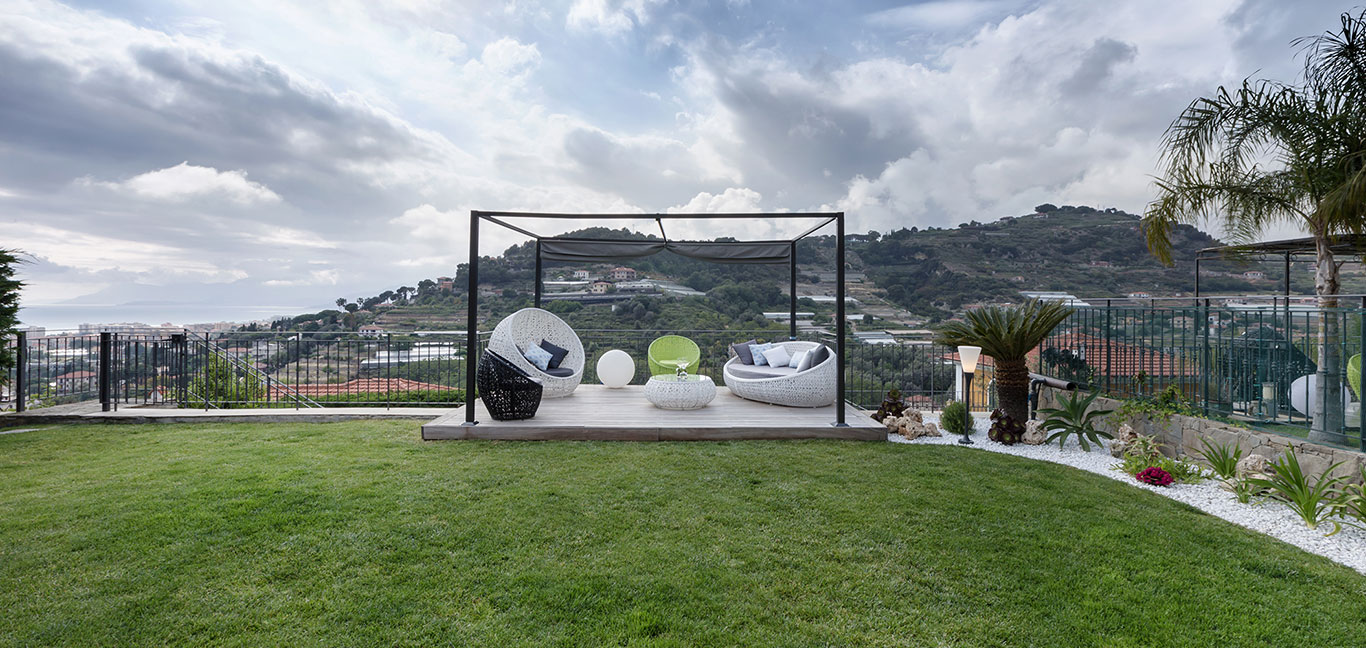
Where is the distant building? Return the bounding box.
[1020,291,1090,307]
[55,370,97,390]
[854,331,896,345]
[359,325,385,338]
[590,280,614,294]
[1127,292,1152,299]
[615,280,654,291]
[803,295,860,304]
[437,276,454,291]
[573,269,591,280]
[762,312,815,322]
[1244,271,1266,281]
[610,267,637,281]
[18,326,44,338]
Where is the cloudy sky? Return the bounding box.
[1,0,1356,327]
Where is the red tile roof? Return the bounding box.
[1040,332,1198,377]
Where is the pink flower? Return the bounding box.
[1136,466,1174,487]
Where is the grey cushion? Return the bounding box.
[727,364,798,380]
[806,345,830,368]
[540,338,569,369]
[542,366,576,378]
[730,339,758,364]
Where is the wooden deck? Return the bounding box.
[422,385,885,441]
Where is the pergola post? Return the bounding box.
[534,239,543,308]
[1194,257,1201,297]
[789,241,798,340]
[1284,252,1291,296]
[834,212,847,426]
[464,211,480,425]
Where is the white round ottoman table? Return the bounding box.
[643,375,716,410]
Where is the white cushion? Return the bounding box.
[788,349,808,369]
[796,348,816,372]
[522,343,553,371]
[728,364,798,380]
[763,345,791,368]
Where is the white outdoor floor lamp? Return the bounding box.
[958,345,982,445]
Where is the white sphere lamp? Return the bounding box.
[597,349,635,388]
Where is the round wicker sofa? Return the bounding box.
[722,340,836,407]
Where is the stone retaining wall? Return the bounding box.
[1038,387,1366,483]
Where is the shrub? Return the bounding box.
[1248,449,1348,534]
[1113,433,1205,483]
[988,408,1025,445]
[1195,437,1243,480]
[1037,390,1113,451]
[1136,467,1175,487]
[1338,466,1366,530]
[940,400,970,437]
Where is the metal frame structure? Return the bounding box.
[464,210,848,427]
[1194,236,1366,297]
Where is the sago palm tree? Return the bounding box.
[935,299,1074,423]
[1142,10,1366,443]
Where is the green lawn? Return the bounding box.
[2,422,1364,647]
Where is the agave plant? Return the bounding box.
[936,299,1075,422]
[1037,390,1114,452]
[1247,449,1348,534]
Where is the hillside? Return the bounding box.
[261,204,1348,333]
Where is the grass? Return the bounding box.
[1,423,1364,647]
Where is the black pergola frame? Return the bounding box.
[1195,236,1366,297]
[464,209,849,427]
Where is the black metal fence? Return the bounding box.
[1038,298,1366,451]
[4,328,984,412]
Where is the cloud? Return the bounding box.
[668,187,764,213]
[3,0,1356,327]
[86,162,282,205]
[867,0,1018,31]
[566,0,663,35]
[479,37,540,75]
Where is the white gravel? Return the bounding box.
[890,413,1366,575]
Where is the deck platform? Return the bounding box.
[422,385,885,441]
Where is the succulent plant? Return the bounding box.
[874,389,907,422]
[988,408,1025,445]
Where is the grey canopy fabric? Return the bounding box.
[539,238,791,264]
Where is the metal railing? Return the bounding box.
[5,327,989,413]
[1037,297,1366,452]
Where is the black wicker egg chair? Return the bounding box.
[477,349,544,421]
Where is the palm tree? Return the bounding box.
[1142,10,1366,443]
[935,299,1074,423]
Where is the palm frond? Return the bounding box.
[934,299,1074,361]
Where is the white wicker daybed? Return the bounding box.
[487,307,585,398]
[722,340,836,407]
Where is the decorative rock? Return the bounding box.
[1022,419,1047,445]
[1236,454,1275,480]
[1111,423,1139,458]
[902,410,924,425]
[887,412,941,440]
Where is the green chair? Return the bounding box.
[1350,353,1362,399]
[648,335,701,376]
